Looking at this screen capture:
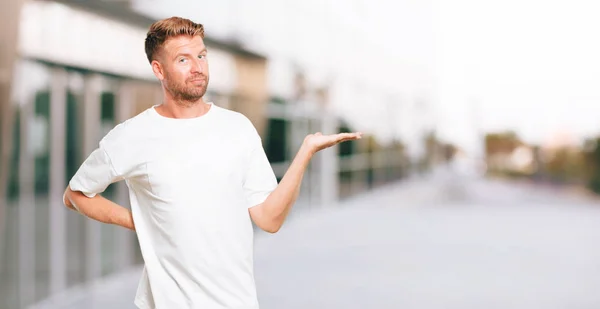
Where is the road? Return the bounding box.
[30,173,600,309]
[253,174,600,309]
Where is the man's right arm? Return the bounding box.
[63,186,135,231]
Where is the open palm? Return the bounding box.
[304,132,362,154]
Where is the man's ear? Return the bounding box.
[151,60,165,81]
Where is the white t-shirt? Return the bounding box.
[69,102,278,309]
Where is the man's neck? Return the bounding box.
[156,99,210,119]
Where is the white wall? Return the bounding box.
[19,1,153,81]
[19,1,238,94]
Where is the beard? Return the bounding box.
[164,73,209,106]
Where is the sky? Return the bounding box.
[433,0,600,153]
[134,0,600,156]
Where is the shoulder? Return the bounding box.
[212,104,257,131]
[99,108,154,150]
[211,104,262,148]
[213,104,250,122]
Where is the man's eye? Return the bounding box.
[198,55,205,59]
[179,58,187,63]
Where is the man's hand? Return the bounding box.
[303,132,362,155]
[248,131,362,233]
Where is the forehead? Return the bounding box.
[161,35,206,55]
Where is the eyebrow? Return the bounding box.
[173,48,207,60]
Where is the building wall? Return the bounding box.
[0,0,23,213]
[0,1,25,309]
[233,56,269,137]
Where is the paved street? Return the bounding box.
[30,172,600,309]
[254,176,600,309]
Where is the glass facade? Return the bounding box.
[0,59,155,309]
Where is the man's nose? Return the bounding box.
[190,58,203,73]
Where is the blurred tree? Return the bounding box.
[485,131,523,157]
[389,140,409,180]
[584,137,600,194]
[422,130,457,166]
[544,146,586,183]
[442,143,457,162]
[484,131,525,175]
[422,130,438,170]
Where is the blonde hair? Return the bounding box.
[144,17,205,63]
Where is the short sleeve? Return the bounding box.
[243,138,278,208]
[69,147,123,198]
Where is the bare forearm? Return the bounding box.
[249,131,361,233]
[64,187,135,231]
[260,145,313,229]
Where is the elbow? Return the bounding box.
[261,221,282,234]
[63,188,72,208]
[63,187,82,211]
[250,204,285,233]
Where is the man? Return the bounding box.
[63,16,361,309]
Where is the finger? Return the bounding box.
[337,136,360,143]
[335,133,354,139]
[335,132,362,141]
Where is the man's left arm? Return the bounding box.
[249,132,361,233]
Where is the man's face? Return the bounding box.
[156,35,209,103]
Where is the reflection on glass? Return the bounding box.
[100,81,118,277]
[266,118,288,163]
[33,89,51,303]
[65,70,86,289]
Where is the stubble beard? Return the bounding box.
[165,75,209,107]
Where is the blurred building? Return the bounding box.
[0,1,409,309]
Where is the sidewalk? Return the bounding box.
[27,267,141,309]
[28,176,600,308]
[27,178,440,309]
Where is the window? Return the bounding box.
[265,118,288,163]
[338,122,356,157]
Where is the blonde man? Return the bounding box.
[64,16,361,309]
